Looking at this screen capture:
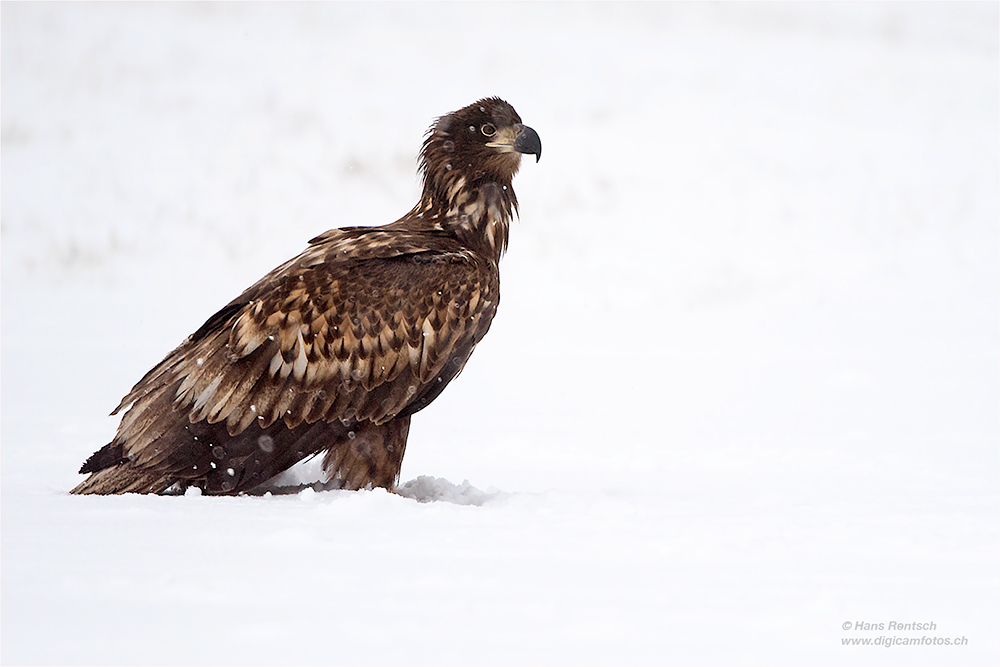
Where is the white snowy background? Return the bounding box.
[2,3,998,666]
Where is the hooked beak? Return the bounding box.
[487,123,542,162]
[512,124,542,162]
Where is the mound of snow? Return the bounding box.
[396,476,504,506]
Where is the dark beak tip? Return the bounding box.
[514,125,542,163]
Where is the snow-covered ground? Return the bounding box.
[2,3,998,665]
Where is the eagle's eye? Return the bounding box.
[480,123,497,137]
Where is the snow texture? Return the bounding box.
[2,3,998,666]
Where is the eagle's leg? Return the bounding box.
[322,416,410,491]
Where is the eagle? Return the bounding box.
[71,97,541,496]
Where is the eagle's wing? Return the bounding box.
[101,227,497,479]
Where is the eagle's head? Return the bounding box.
[414,97,540,259]
[419,97,541,203]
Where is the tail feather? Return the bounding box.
[72,415,411,495]
[71,463,173,495]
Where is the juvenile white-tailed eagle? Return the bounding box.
[72,97,541,495]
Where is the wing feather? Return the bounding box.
[107,228,497,475]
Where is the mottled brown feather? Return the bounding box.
[72,97,539,496]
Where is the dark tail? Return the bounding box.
[72,415,411,495]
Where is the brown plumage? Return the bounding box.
[72,97,541,495]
